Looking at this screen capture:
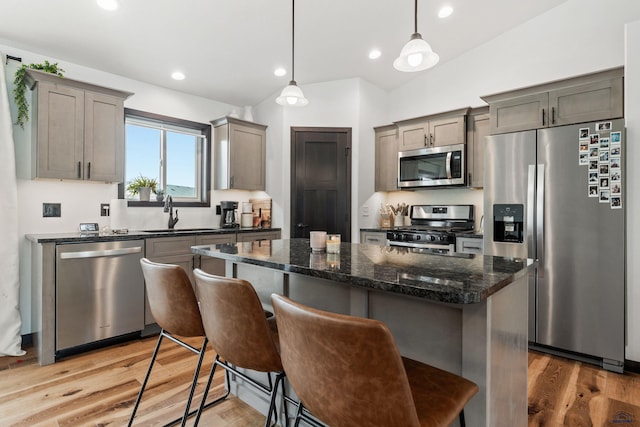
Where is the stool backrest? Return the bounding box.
[271,294,421,427]
[194,269,283,373]
[139,258,205,337]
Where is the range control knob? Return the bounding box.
[439,236,447,241]
[429,235,436,242]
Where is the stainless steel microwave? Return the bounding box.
[398,143,465,188]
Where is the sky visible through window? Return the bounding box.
[125,124,197,197]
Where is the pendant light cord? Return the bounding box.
[291,0,296,81]
[414,0,418,33]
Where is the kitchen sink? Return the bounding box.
[142,228,218,233]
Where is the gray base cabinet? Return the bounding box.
[482,67,623,135]
[26,69,132,182]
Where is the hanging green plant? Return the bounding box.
[13,60,65,128]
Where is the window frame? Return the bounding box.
[119,108,211,208]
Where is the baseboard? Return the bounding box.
[625,359,640,374]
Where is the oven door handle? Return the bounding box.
[387,240,453,251]
[445,151,452,179]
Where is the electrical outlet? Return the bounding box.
[100,203,110,216]
[362,205,369,216]
[43,203,61,217]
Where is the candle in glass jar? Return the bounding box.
[326,234,341,253]
[310,231,327,252]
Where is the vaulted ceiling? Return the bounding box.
[0,0,567,106]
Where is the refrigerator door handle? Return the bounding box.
[527,165,536,260]
[537,164,545,276]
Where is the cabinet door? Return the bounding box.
[229,123,266,190]
[35,83,85,179]
[489,92,548,134]
[84,92,124,182]
[429,115,465,147]
[195,234,237,277]
[375,128,398,191]
[398,121,428,151]
[549,77,623,126]
[467,113,489,188]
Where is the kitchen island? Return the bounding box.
[192,239,535,427]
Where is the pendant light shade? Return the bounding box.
[277,80,309,106]
[276,0,308,107]
[394,0,439,72]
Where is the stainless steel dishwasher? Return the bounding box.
[56,240,145,352]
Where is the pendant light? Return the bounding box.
[276,0,308,106]
[394,0,439,72]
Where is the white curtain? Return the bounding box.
[0,53,25,356]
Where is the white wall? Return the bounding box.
[255,78,387,239]
[625,19,640,362]
[390,0,640,121]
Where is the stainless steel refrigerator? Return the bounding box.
[483,119,625,372]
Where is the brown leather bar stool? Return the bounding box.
[193,268,287,427]
[129,258,208,427]
[271,294,479,427]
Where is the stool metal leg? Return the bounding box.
[128,332,165,427]
[459,410,466,427]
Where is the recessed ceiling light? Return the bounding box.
[96,0,119,11]
[369,49,382,60]
[438,5,453,18]
[274,67,287,77]
[171,71,185,81]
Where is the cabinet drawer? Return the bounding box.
[360,231,387,245]
[456,237,483,254]
[196,233,236,245]
[145,236,196,257]
[237,231,281,242]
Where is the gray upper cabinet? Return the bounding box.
[466,108,489,188]
[212,116,267,191]
[482,67,623,135]
[374,125,398,192]
[26,69,132,182]
[396,108,468,151]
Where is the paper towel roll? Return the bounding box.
[110,199,128,231]
[241,213,253,228]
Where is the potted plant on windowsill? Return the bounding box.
[155,188,165,202]
[126,175,158,201]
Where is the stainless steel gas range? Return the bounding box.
[386,205,474,255]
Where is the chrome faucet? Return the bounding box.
[163,195,179,229]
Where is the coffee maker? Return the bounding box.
[220,201,239,228]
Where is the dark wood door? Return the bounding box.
[291,127,351,241]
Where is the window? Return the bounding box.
[123,109,211,207]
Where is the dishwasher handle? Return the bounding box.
[59,246,143,259]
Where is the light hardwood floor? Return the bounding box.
[1,337,640,426]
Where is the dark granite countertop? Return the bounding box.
[192,238,533,304]
[26,227,280,244]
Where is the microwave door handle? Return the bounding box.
[445,151,452,179]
